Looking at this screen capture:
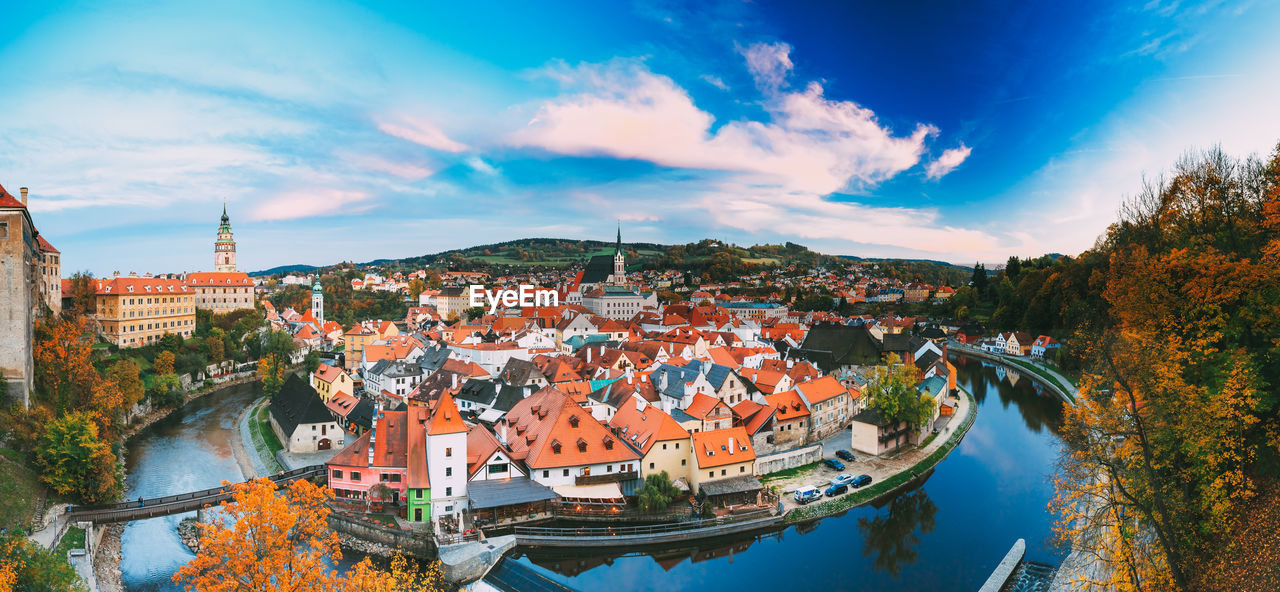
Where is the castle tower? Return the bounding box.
[214,204,237,272]
[312,280,324,325]
[611,222,625,285]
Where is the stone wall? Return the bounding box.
[326,512,435,557]
[979,538,1025,592]
[755,443,822,476]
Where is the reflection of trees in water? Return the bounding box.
[856,490,938,577]
[952,355,1064,436]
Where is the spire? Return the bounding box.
[220,202,229,225]
[615,220,622,255]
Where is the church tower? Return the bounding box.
[312,280,324,325]
[611,223,626,285]
[214,204,237,272]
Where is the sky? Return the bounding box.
[2,0,1279,275]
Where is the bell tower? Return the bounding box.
[312,280,324,325]
[611,222,626,285]
[214,204,237,272]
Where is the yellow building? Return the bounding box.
[93,273,196,348]
[186,271,256,312]
[311,363,354,402]
[689,426,757,495]
[607,399,691,485]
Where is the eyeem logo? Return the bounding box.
[469,285,559,315]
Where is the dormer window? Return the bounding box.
[577,438,587,453]
[551,440,561,454]
[568,415,579,428]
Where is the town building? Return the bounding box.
[92,273,197,347]
[214,204,237,272]
[608,397,692,485]
[186,272,255,312]
[0,185,40,406]
[37,235,60,315]
[311,363,354,402]
[268,375,345,453]
[689,426,762,507]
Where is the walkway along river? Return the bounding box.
[118,357,1065,591]
[506,357,1067,592]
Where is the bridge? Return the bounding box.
[513,510,781,548]
[65,465,327,524]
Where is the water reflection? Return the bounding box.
[516,359,1067,591]
[857,489,938,577]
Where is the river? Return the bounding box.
[511,356,1067,591]
[119,357,1065,591]
[119,382,256,591]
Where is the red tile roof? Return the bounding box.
[185,271,252,286]
[691,427,756,469]
[607,399,689,454]
[498,386,639,470]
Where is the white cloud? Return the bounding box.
[739,42,793,92]
[700,74,729,90]
[251,188,374,221]
[509,59,933,195]
[376,114,470,153]
[925,144,972,179]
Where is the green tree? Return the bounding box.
[636,472,682,512]
[0,530,83,592]
[258,354,286,398]
[463,306,486,321]
[34,411,121,504]
[866,356,933,441]
[304,351,321,375]
[261,330,296,361]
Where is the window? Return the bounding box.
[0,221,6,239]
[351,471,362,481]
[563,469,569,477]
[445,447,452,457]
[445,487,452,496]
[675,442,680,449]
[488,463,509,475]
[682,459,687,466]
[332,469,343,479]
[543,470,549,478]
[721,469,727,476]
[708,471,714,478]
[740,466,746,473]
[662,443,667,450]
[445,467,452,477]
[649,462,655,470]
[390,474,401,482]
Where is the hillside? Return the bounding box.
[252,237,972,285]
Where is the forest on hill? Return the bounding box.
[1032,144,1280,591]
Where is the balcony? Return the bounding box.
[576,470,639,486]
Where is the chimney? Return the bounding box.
[113,271,121,278]
[19,187,27,206]
[129,271,138,278]
[635,396,646,412]
[728,437,735,454]
[451,373,458,390]
[499,423,508,445]
[586,348,592,363]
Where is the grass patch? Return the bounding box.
[0,450,44,531]
[55,526,85,555]
[247,402,286,473]
[785,388,978,523]
[761,460,822,484]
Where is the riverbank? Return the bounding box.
[120,371,260,444]
[781,386,977,522]
[947,342,1077,405]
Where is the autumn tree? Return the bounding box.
[205,336,225,362]
[174,479,342,591]
[174,478,445,592]
[31,317,97,412]
[92,359,146,435]
[258,354,286,398]
[1052,144,1280,591]
[34,411,121,504]
[407,278,426,301]
[62,271,97,320]
[0,531,81,592]
[153,350,176,376]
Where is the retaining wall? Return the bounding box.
[326,513,435,557]
[755,444,823,476]
[979,538,1026,592]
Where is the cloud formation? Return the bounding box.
[510,59,934,195]
[925,144,972,179]
[739,42,793,92]
[377,115,470,153]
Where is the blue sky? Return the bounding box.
[2,0,1279,275]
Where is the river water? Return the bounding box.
[119,382,256,592]
[120,357,1065,591]
[512,356,1067,591]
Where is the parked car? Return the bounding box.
[822,458,845,471]
[835,450,855,462]
[830,474,855,487]
[824,483,848,497]
[794,487,823,504]
[851,474,873,489]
